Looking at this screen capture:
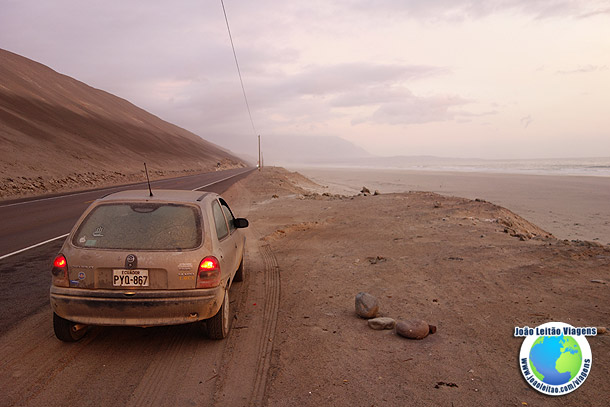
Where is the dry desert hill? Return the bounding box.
[0,48,246,200]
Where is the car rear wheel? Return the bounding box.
[53,312,87,342]
[234,256,245,282]
[206,289,230,339]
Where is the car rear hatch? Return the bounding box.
[64,201,204,290]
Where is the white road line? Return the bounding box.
[0,184,148,209]
[0,169,251,209]
[0,168,253,260]
[191,168,252,191]
[0,189,107,209]
[0,234,69,261]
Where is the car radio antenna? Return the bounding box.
[144,163,153,197]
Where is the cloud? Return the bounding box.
[2,0,607,158]
[456,110,499,118]
[353,93,469,125]
[142,61,462,136]
[344,0,608,20]
[329,87,413,108]
[577,7,610,19]
[157,62,458,140]
[274,63,449,97]
[556,65,608,75]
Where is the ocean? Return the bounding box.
[402,157,610,177]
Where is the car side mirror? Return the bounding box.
[234,218,249,228]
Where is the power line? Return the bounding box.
[220,0,257,135]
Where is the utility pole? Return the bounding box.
[258,134,261,171]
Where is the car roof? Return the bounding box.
[99,189,216,203]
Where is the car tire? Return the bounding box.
[233,256,245,282]
[53,312,87,342]
[206,289,230,339]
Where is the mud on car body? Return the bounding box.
[50,189,248,342]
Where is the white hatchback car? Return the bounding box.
[50,189,248,341]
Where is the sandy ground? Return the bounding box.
[292,167,610,245]
[0,160,245,202]
[1,167,607,407]
[223,167,609,406]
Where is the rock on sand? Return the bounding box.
[396,319,431,339]
[368,317,396,330]
[355,292,379,319]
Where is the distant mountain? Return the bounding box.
[0,48,245,199]
[268,147,493,168]
[262,135,373,166]
[260,135,490,168]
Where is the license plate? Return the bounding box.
[112,269,149,287]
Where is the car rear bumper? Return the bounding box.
[50,286,224,326]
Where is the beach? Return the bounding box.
[220,167,609,406]
[292,167,610,245]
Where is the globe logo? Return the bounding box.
[529,335,582,385]
[516,322,594,396]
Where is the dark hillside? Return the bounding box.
[0,48,245,199]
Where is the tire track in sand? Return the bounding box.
[249,243,280,406]
[125,326,190,407]
[124,323,228,407]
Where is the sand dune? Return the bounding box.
[0,49,246,200]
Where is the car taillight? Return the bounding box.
[53,255,66,268]
[51,254,69,287]
[196,256,221,288]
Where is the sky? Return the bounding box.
[1,0,609,160]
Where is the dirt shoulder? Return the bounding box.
[222,167,609,407]
[0,159,246,202]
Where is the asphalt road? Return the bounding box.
[0,167,254,333]
[0,166,276,406]
[0,169,266,407]
[0,167,254,258]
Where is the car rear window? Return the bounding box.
[72,203,202,250]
